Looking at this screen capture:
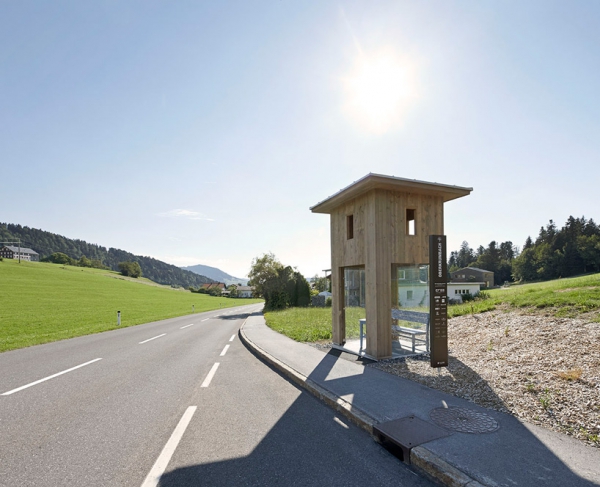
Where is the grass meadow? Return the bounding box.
[265,272,600,342]
[448,273,600,319]
[0,259,262,352]
[264,306,365,342]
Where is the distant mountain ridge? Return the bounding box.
[0,223,214,289]
[182,264,248,286]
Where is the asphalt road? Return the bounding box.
[0,304,434,486]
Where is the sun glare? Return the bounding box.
[342,50,418,134]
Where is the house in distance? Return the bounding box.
[450,267,494,289]
[0,246,39,262]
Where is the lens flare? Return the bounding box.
[342,50,418,134]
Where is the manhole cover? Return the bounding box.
[430,406,499,434]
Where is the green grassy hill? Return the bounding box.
[0,222,216,289]
[0,259,262,352]
[449,273,600,320]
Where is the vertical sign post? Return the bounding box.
[429,235,448,368]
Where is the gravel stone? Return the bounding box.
[369,310,600,448]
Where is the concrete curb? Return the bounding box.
[411,447,486,487]
[239,321,488,487]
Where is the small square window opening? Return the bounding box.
[406,209,416,235]
[347,215,354,240]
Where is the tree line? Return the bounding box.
[449,216,600,285]
[44,251,143,279]
[43,251,109,270]
[248,253,311,311]
[0,223,214,288]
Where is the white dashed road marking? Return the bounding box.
[139,334,166,345]
[141,406,197,487]
[201,363,220,388]
[1,358,103,396]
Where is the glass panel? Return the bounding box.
[391,264,429,354]
[344,267,365,338]
[392,264,429,329]
[394,264,429,311]
[344,267,365,308]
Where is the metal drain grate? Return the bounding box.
[430,406,499,434]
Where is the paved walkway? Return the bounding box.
[240,313,600,487]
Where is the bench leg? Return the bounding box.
[359,321,364,354]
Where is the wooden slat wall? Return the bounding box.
[366,191,391,357]
[387,190,444,264]
[330,195,368,344]
[331,198,367,268]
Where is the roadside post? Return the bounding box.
[429,235,448,368]
[117,311,121,326]
[192,304,195,313]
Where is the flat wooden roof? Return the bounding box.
[310,173,472,214]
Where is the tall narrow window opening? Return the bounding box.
[347,215,354,240]
[406,209,416,235]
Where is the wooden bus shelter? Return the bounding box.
[311,174,472,360]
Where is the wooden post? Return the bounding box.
[391,264,399,324]
[332,266,345,345]
[365,191,393,358]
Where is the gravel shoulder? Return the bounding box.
[368,309,600,448]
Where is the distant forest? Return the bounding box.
[0,223,214,288]
[449,216,600,285]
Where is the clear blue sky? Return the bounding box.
[2,1,599,278]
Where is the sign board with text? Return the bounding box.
[429,235,448,368]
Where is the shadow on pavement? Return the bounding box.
[218,310,265,321]
[157,353,433,486]
[157,393,432,486]
[308,349,599,487]
[159,325,598,487]
[218,313,251,321]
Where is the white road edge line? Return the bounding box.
[229,335,235,342]
[180,324,195,329]
[1,358,103,396]
[201,363,220,387]
[201,318,209,322]
[140,406,197,487]
[139,334,167,344]
[220,345,230,356]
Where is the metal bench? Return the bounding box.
[391,325,427,352]
[359,309,430,354]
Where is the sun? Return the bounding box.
[342,50,418,134]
